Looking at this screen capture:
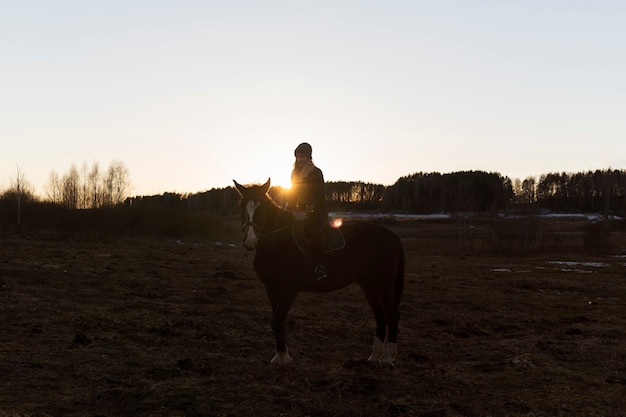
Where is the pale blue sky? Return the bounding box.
[2,1,625,196]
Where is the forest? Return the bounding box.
[2,166,626,237]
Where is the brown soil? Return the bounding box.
[1,219,625,416]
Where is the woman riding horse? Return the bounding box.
[287,142,328,280]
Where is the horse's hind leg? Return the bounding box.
[361,286,388,364]
[380,301,400,367]
[362,284,400,367]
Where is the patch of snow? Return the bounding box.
[547,261,608,268]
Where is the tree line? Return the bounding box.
[381,171,514,213]
[0,161,130,210]
[533,170,626,214]
[382,169,626,215]
[45,161,130,209]
[122,169,626,216]
[3,165,626,236]
[122,181,387,215]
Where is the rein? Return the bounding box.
[243,199,292,239]
[260,223,293,238]
[243,216,292,238]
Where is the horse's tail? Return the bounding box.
[395,237,405,308]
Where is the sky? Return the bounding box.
[2,1,625,197]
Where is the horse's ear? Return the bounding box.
[262,178,271,193]
[233,180,246,195]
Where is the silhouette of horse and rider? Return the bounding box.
[234,143,405,367]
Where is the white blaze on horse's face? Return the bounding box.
[243,199,260,250]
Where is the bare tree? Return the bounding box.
[16,165,24,226]
[88,162,101,208]
[512,178,523,204]
[80,162,90,209]
[104,160,130,206]
[62,164,80,209]
[521,176,536,204]
[46,160,131,208]
[45,171,63,204]
[6,165,35,226]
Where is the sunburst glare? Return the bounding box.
[331,218,343,228]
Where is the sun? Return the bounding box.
[270,170,292,189]
[265,161,293,189]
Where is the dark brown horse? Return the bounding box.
[234,179,404,367]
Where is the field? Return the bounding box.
[1,217,625,416]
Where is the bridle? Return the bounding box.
[241,197,264,238]
[242,219,260,236]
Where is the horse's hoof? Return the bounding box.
[270,350,293,367]
[380,342,398,368]
[367,355,380,364]
[368,337,385,363]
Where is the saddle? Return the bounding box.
[292,221,345,257]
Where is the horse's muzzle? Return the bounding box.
[242,222,259,251]
[243,240,256,251]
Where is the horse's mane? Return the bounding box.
[265,190,285,210]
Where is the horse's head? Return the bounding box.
[233,178,272,250]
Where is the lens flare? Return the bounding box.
[331,218,343,228]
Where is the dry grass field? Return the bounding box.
[1,216,625,416]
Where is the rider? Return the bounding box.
[287,142,328,280]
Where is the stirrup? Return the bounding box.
[314,264,327,280]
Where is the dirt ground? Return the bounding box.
[1,218,625,417]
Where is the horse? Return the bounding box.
[233,178,405,367]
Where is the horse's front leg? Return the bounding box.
[265,285,298,366]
